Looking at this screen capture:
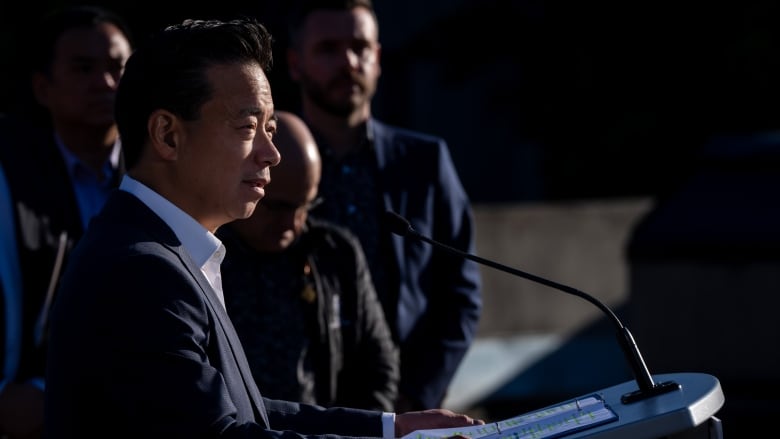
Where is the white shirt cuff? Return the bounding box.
[382,412,396,438]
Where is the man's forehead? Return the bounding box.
[303,8,378,40]
[204,63,273,116]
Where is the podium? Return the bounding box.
[555,372,724,438]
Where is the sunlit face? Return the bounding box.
[34,22,132,128]
[174,62,281,231]
[289,6,381,117]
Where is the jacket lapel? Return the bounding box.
[118,192,271,427]
[173,239,271,427]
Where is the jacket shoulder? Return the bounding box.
[371,118,446,146]
[305,217,362,250]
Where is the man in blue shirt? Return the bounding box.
[0,6,133,437]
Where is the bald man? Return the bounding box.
[217,111,399,412]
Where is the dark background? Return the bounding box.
[3,0,780,204]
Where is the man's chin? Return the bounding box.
[238,203,260,220]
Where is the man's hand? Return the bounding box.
[395,408,485,437]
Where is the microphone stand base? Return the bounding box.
[621,380,681,404]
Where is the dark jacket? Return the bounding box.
[219,217,399,412]
[0,114,124,386]
[45,190,385,438]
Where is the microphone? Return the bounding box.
[383,211,680,404]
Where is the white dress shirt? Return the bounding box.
[119,175,226,308]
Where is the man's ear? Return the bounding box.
[148,109,180,161]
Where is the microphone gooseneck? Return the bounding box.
[383,211,680,404]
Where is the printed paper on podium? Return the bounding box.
[404,394,618,439]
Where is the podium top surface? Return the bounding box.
[560,372,724,439]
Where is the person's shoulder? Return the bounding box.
[306,216,361,247]
[80,193,181,261]
[307,216,353,237]
[371,118,445,145]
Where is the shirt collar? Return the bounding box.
[54,132,121,180]
[118,175,222,268]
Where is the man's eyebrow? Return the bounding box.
[237,109,278,122]
[238,107,262,117]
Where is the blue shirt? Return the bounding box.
[55,134,122,230]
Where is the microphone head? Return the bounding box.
[383,211,414,237]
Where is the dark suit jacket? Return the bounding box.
[219,217,399,412]
[44,190,384,438]
[0,114,123,385]
[370,119,482,409]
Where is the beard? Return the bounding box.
[299,70,376,118]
